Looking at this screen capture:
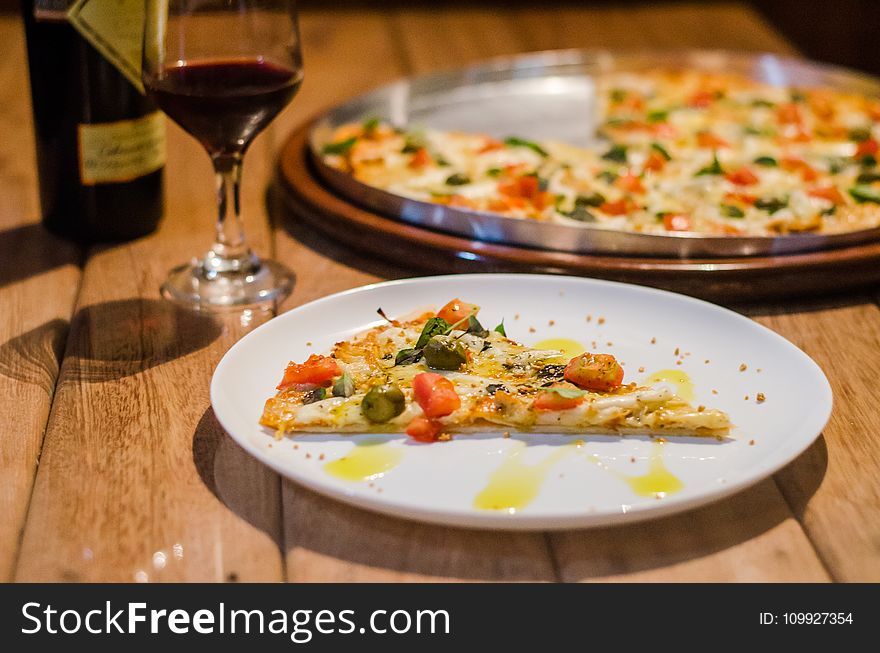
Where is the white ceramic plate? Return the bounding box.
[211,274,832,530]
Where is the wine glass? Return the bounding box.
[143,0,302,309]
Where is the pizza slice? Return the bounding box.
[260,299,731,441]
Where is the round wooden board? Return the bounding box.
[277,120,880,302]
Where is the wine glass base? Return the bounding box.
[161,258,295,311]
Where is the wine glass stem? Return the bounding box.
[204,154,259,276]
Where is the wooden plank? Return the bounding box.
[272,9,556,582]
[0,16,81,581]
[551,480,830,582]
[749,299,880,581]
[15,102,285,579]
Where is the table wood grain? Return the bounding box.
[2,2,877,582]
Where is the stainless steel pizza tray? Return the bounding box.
[308,49,880,258]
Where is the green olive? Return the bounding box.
[422,336,468,370]
[361,383,406,423]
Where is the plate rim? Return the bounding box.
[210,273,833,530]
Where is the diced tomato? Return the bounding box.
[697,132,730,149]
[614,173,646,194]
[687,89,715,108]
[477,138,504,153]
[776,103,802,124]
[599,198,638,216]
[406,416,444,443]
[724,192,757,205]
[643,151,667,172]
[408,147,431,168]
[437,298,480,324]
[533,390,585,411]
[650,122,678,139]
[663,213,692,232]
[856,138,878,157]
[277,355,340,390]
[808,186,846,204]
[413,372,462,418]
[447,195,477,209]
[725,166,760,186]
[563,353,625,392]
[498,174,551,208]
[781,157,819,182]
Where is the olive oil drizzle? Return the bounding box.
[323,439,403,482]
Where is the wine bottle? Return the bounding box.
[23,0,165,243]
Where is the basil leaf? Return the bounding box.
[503,136,548,157]
[467,315,489,338]
[542,386,587,399]
[754,197,789,214]
[650,142,671,161]
[563,205,596,222]
[753,156,778,167]
[596,170,618,185]
[721,204,745,218]
[394,348,422,366]
[849,185,880,204]
[575,192,606,207]
[332,372,355,398]
[362,116,381,133]
[322,137,357,155]
[415,317,451,349]
[302,387,327,404]
[848,127,872,143]
[856,171,880,184]
[486,167,503,177]
[493,320,506,337]
[860,154,877,168]
[695,153,724,176]
[646,109,668,123]
[445,173,471,186]
[601,144,628,164]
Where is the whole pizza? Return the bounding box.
[320,69,880,237]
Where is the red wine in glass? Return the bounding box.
[146,59,303,157]
[143,0,303,310]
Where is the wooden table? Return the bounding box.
[2,3,878,583]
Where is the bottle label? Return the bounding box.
[78,111,165,185]
[66,0,146,93]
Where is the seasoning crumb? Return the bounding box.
[711,389,718,395]
[293,444,299,450]
[638,366,645,373]
[528,326,536,333]
[756,392,766,403]
[514,313,520,320]
[377,488,384,493]
[650,337,656,344]
[739,363,747,372]
[503,431,510,439]
[606,341,613,347]
[749,439,756,446]
[548,319,555,326]
[674,347,680,356]
[318,453,325,461]
[368,482,374,487]
[438,432,452,442]
[654,437,667,443]
[586,315,592,322]
[704,359,710,364]
[630,456,636,463]
[620,361,626,366]
[697,405,705,412]
[675,360,682,366]
[591,341,597,349]
[757,368,762,373]
[267,443,272,448]
[744,395,749,401]
[306,341,313,347]
[305,452,312,459]
[597,317,606,325]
